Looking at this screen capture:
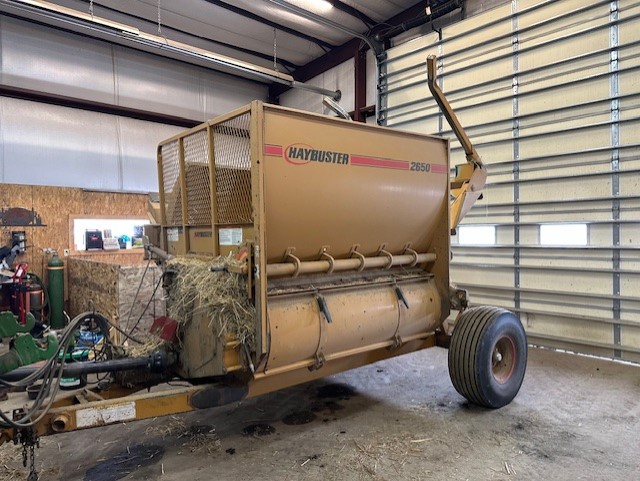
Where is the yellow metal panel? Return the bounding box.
[262,107,449,262]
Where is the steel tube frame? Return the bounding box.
[266,253,436,277]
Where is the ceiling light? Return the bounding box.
[288,0,333,14]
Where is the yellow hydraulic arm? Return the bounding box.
[426,55,487,231]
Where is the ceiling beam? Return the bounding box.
[201,0,335,51]
[269,1,426,100]
[0,84,200,128]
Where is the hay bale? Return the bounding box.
[165,255,255,349]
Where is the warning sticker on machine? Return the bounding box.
[76,402,136,428]
[219,228,243,246]
[167,228,180,242]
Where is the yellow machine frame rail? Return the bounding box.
[426,55,487,231]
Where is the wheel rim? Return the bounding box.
[491,336,516,384]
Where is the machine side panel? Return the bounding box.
[262,109,449,263]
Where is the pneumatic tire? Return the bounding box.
[448,306,527,409]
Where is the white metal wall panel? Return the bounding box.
[114,47,205,121]
[0,16,267,192]
[1,97,120,190]
[0,16,267,119]
[382,0,640,362]
[117,117,184,192]
[0,16,115,103]
[0,97,182,192]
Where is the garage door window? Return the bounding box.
[457,225,496,246]
[539,223,588,246]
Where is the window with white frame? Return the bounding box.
[72,218,150,251]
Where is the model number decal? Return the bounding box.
[410,162,431,172]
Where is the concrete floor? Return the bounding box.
[2,346,639,481]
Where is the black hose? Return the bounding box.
[0,353,169,382]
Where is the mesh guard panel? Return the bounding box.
[161,141,182,225]
[213,113,253,225]
[183,130,212,226]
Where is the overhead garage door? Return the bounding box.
[380,0,640,362]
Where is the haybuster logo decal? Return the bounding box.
[284,143,349,166]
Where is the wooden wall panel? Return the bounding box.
[0,183,148,305]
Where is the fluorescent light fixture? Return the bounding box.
[312,0,333,11]
[288,0,333,14]
[0,0,341,99]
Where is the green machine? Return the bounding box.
[0,311,58,375]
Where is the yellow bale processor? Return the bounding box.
[0,58,527,472]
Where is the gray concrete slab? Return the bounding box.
[1,346,639,481]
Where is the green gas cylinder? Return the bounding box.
[47,253,65,329]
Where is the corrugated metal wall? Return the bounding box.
[381,0,640,362]
[0,15,267,192]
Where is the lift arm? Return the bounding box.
[426,55,487,232]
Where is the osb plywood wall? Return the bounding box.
[0,183,148,286]
[68,257,164,342]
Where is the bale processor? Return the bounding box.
[0,57,527,479]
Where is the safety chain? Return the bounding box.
[16,425,40,481]
[273,27,278,72]
[157,0,162,35]
[89,0,94,18]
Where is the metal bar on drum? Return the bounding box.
[266,253,436,277]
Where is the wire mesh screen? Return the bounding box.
[183,130,212,225]
[161,141,182,225]
[212,113,253,224]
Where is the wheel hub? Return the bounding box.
[491,336,516,384]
